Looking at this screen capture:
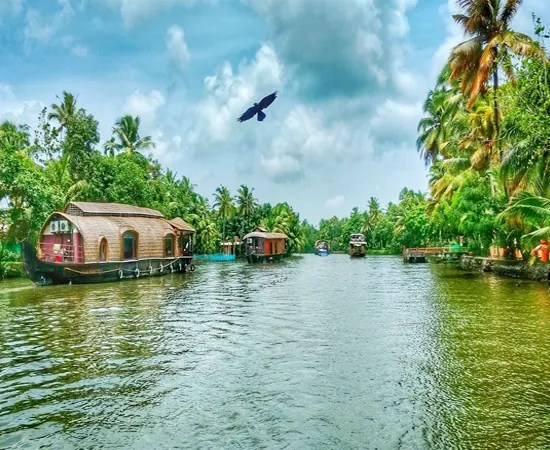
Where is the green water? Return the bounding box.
[1,255,550,449]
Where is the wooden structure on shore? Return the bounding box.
[243,227,288,263]
[22,202,196,286]
[403,246,468,263]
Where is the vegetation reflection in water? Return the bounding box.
[1,256,550,449]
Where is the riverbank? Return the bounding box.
[0,262,24,279]
[459,256,550,282]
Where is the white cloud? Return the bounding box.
[24,0,74,44]
[166,25,190,72]
[122,89,166,128]
[23,1,89,57]
[60,35,89,58]
[324,195,345,209]
[0,84,45,129]
[1,0,25,16]
[184,42,284,150]
[245,0,418,100]
[91,0,207,27]
[368,99,422,146]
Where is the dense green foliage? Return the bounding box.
[0,94,310,263]
[1,4,549,271]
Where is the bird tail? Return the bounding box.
[257,111,266,122]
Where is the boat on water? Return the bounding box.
[22,202,196,286]
[314,240,330,256]
[349,233,367,257]
[243,227,288,263]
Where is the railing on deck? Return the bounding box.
[39,243,85,263]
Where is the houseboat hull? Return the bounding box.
[22,242,194,286]
[317,249,329,256]
[246,253,285,264]
[349,247,366,258]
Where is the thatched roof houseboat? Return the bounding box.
[243,227,288,263]
[349,233,367,258]
[22,202,196,286]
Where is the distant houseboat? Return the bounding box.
[243,227,288,263]
[314,240,330,256]
[349,233,367,257]
[22,202,196,286]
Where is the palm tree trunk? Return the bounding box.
[493,70,501,161]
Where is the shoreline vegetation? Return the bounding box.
[2,3,550,283]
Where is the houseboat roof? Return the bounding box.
[65,202,163,218]
[243,231,288,240]
[168,217,196,232]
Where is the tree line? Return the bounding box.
[1,1,550,275]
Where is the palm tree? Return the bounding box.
[447,0,546,156]
[417,87,463,165]
[103,137,117,157]
[111,115,156,154]
[48,91,79,137]
[46,154,88,209]
[235,185,258,217]
[213,186,234,241]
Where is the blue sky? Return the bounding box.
[1,0,549,224]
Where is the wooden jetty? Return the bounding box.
[403,246,468,263]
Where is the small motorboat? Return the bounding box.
[314,240,330,256]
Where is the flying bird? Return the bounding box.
[237,91,278,123]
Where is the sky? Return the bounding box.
[1,0,549,224]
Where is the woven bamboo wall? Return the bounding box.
[51,213,178,262]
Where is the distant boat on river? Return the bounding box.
[349,233,367,257]
[22,202,196,286]
[243,227,288,263]
[314,240,330,256]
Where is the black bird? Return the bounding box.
[237,91,278,123]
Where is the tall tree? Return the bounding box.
[47,91,79,138]
[417,87,463,165]
[447,0,545,157]
[213,186,234,241]
[111,115,156,154]
[236,185,258,217]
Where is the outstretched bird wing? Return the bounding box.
[258,91,278,110]
[237,105,259,122]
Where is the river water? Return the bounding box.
[1,255,550,449]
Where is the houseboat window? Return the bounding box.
[122,231,137,260]
[99,238,108,262]
[165,234,174,257]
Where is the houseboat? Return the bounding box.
[314,240,330,256]
[349,233,367,257]
[243,227,288,263]
[22,201,196,286]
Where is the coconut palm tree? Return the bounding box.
[417,87,463,165]
[447,0,546,156]
[45,154,88,209]
[213,185,234,241]
[235,184,258,217]
[103,137,117,157]
[48,91,79,138]
[111,115,156,154]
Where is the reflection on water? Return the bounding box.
[1,256,550,448]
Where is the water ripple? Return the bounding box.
[1,256,550,448]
